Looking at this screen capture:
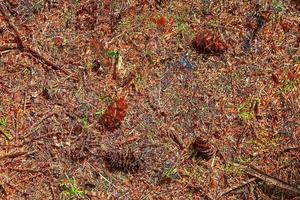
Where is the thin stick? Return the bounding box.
[25,112,56,137]
[0,151,28,160]
[0,4,24,48]
[0,4,69,75]
[0,45,19,52]
[25,48,69,74]
[219,178,257,197]
[244,166,300,194]
[219,162,299,197]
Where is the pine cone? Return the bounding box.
[104,149,141,172]
[100,97,128,131]
[192,137,214,160]
[193,30,227,54]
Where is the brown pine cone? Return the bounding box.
[192,137,214,160]
[193,30,227,54]
[104,149,141,172]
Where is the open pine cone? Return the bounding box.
[193,29,227,54]
[192,137,214,160]
[104,149,141,172]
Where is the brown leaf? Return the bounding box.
[118,133,141,146]
[193,30,227,54]
[89,39,103,54]
[156,16,167,27]
[280,20,294,33]
[100,97,128,131]
[52,37,63,46]
[271,73,280,84]
[287,70,298,80]
[209,178,216,190]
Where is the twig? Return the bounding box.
[184,181,213,200]
[86,162,118,189]
[0,151,28,160]
[0,3,24,48]
[219,162,299,197]
[0,45,19,52]
[0,4,69,75]
[2,181,27,196]
[24,48,69,74]
[219,177,257,197]
[244,166,300,194]
[25,112,56,138]
[48,182,56,200]
[0,167,44,174]
[105,25,138,46]
[21,132,59,146]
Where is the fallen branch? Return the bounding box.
[0,167,45,174]
[219,178,257,197]
[0,3,23,48]
[0,45,19,52]
[25,111,56,137]
[25,48,70,75]
[0,3,69,75]
[244,166,300,195]
[219,162,299,197]
[0,151,28,160]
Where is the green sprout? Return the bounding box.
[143,50,152,57]
[84,61,94,71]
[206,20,220,28]
[237,103,252,121]
[60,174,84,199]
[0,118,12,141]
[32,0,44,13]
[95,107,106,117]
[271,0,284,12]
[237,97,260,121]
[175,22,189,34]
[107,50,120,59]
[0,118,7,128]
[279,80,295,93]
[79,117,89,129]
[237,156,253,165]
[161,165,180,181]
[73,90,81,98]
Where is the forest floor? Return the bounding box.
[0,0,299,199]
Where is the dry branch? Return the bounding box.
[0,3,24,48]
[0,45,19,52]
[244,166,300,195]
[219,178,257,197]
[0,3,69,75]
[0,151,28,160]
[26,112,56,137]
[219,162,300,197]
[25,48,69,74]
